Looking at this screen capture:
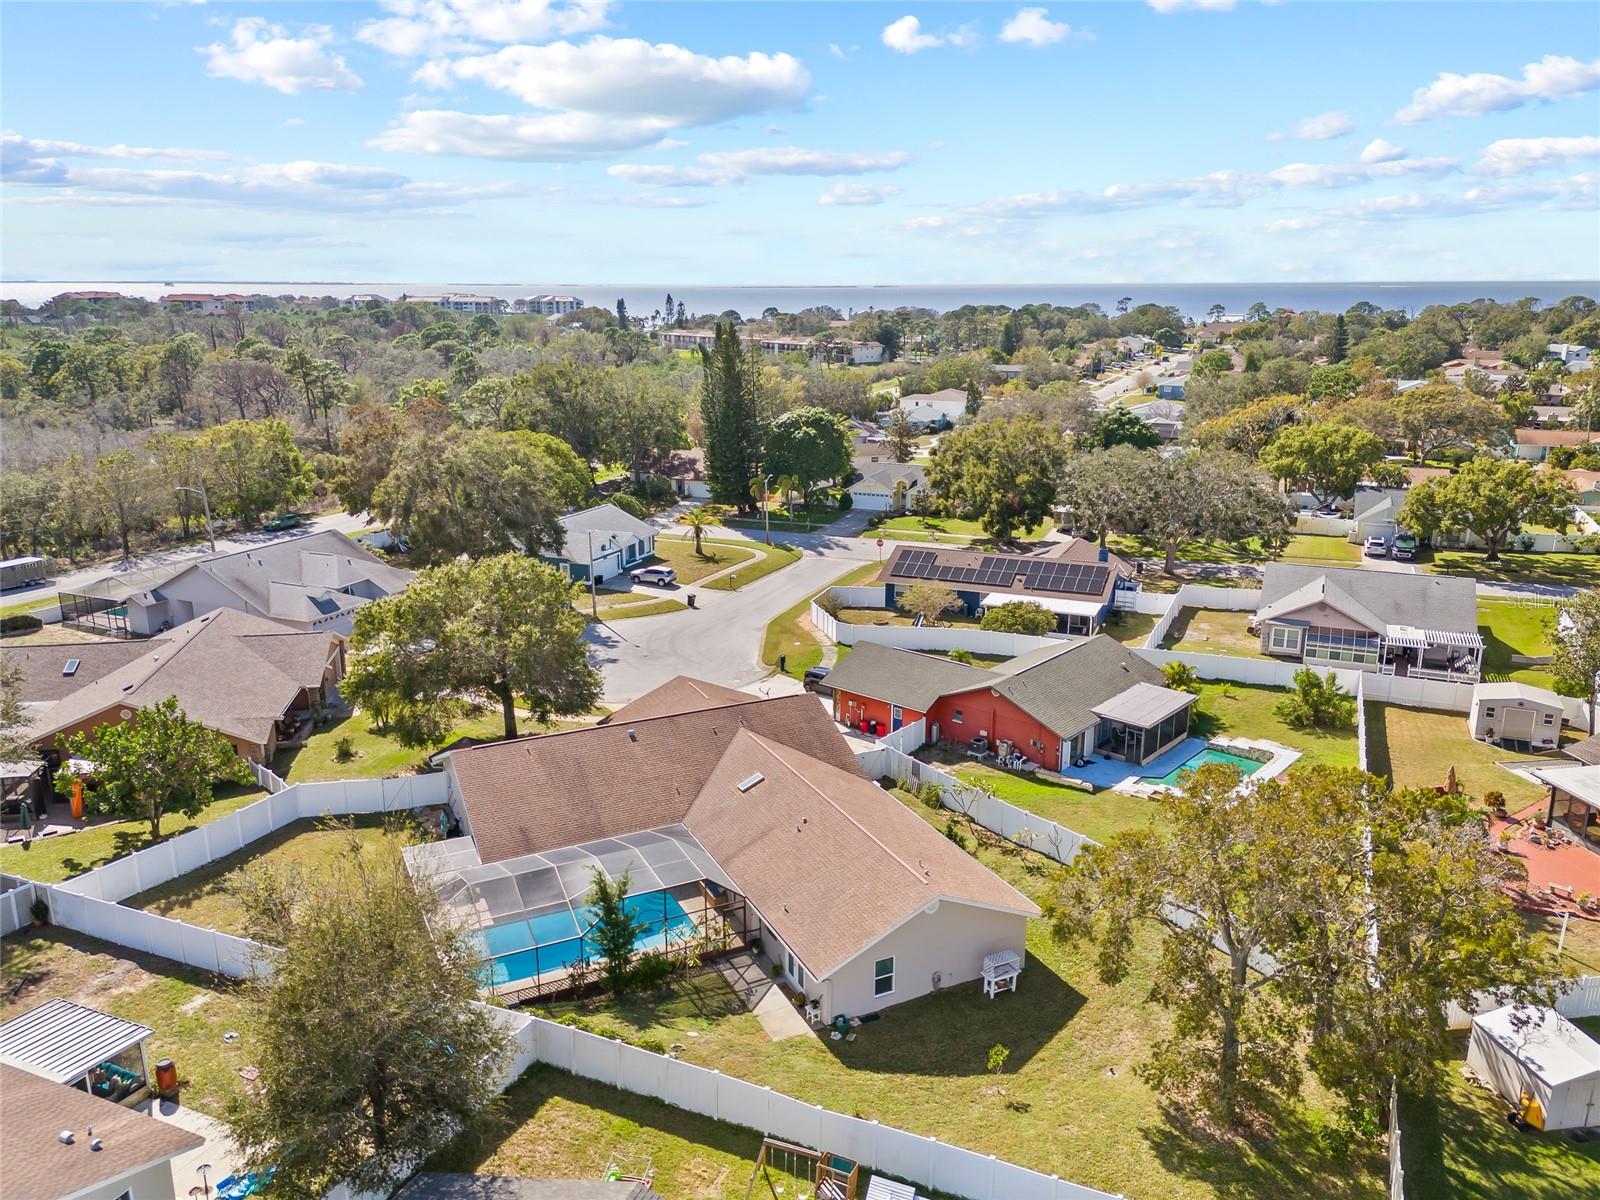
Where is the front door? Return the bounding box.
[890,705,904,732]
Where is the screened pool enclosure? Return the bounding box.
[404,824,751,998]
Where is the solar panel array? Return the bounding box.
[891,548,1109,596]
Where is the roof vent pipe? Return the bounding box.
[627,729,637,742]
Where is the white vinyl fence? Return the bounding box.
[0,875,38,936]
[813,598,1069,658]
[1388,1082,1405,1200]
[46,886,264,977]
[251,760,288,794]
[1142,584,1263,652]
[55,774,449,903]
[1445,973,1600,1030]
[876,717,927,755]
[861,744,1095,865]
[522,1015,1122,1200]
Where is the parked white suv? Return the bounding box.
[630,565,677,586]
[1363,535,1389,558]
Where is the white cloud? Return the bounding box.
[819,182,901,206]
[357,0,613,58]
[0,132,229,162]
[417,37,809,125]
[1359,138,1406,163]
[608,145,913,187]
[1268,111,1353,141]
[371,109,675,160]
[1267,155,1456,189]
[1146,0,1237,12]
[1476,135,1600,176]
[200,18,363,95]
[1264,175,1598,232]
[999,8,1071,48]
[1395,54,1600,124]
[881,15,977,54]
[282,118,307,128]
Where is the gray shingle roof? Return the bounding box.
[853,462,926,489]
[555,504,657,561]
[1257,564,1477,635]
[2,642,153,702]
[822,642,1001,711]
[987,635,1169,737]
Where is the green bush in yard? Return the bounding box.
[1275,668,1356,731]
[0,613,42,634]
[980,600,1054,635]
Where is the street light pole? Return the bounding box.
[763,473,774,547]
[176,484,216,553]
[585,529,598,618]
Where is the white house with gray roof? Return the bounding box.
[542,503,657,584]
[1254,564,1483,681]
[848,461,927,513]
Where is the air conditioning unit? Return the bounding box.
[930,971,943,991]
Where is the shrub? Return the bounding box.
[943,818,972,852]
[1275,668,1355,731]
[0,613,43,635]
[609,492,647,519]
[631,474,677,504]
[836,490,853,510]
[948,648,976,665]
[980,600,1054,635]
[333,735,356,763]
[1162,661,1201,694]
[630,950,673,993]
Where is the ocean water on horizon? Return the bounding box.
[4,279,1595,319]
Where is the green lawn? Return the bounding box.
[1477,599,1562,689]
[761,562,879,679]
[1161,608,1266,657]
[1399,1054,1600,1199]
[273,707,602,784]
[697,538,801,592]
[594,597,689,620]
[724,512,836,534]
[0,783,267,884]
[1430,550,1600,588]
[1,927,253,1118]
[872,515,1052,544]
[123,815,412,939]
[1192,682,1361,770]
[834,606,980,629]
[1109,533,1357,567]
[1105,609,1160,646]
[1279,534,1362,565]
[1363,703,1552,807]
[648,536,758,584]
[0,593,55,619]
[944,761,1158,843]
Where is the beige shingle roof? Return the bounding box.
[19,608,338,747]
[603,676,753,724]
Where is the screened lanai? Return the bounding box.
[404,824,749,998]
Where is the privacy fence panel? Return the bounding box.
[0,879,36,935]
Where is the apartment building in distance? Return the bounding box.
[514,294,586,315]
[399,293,505,314]
[158,292,254,313]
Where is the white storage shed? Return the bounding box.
[1466,1004,1600,1131]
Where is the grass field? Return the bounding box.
[698,538,801,592]
[724,512,837,534]
[1108,533,1357,567]
[761,562,879,679]
[648,536,758,584]
[584,594,689,621]
[1192,681,1361,770]
[871,515,1052,545]
[1362,703,1552,806]
[123,814,409,938]
[1476,600,1561,689]
[1160,608,1265,657]
[945,761,1159,843]
[1105,610,1160,646]
[0,783,266,884]
[1430,550,1600,588]
[1,928,252,1118]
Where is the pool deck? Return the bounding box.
[1056,736,1301,797]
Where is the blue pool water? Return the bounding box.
[480,890,698,988]
[1148,747,1266,788]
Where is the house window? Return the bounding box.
[1268,625,1302,653]
[786,951,805,989]
[873,956,895,997]
[1485,707,1496,720]
[1544,712,1556,725]
[951,709,963,724]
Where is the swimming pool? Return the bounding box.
[479,889,698,989]
[1147,747,1266,788]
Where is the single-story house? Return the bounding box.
[1531,762,1600,853]
[826,636,1195,771]
[426,687,1037,1021]
[1468,681,1564,749]
[657,449,710,500]
[1532,404,1577,425]
[543,504,657,584]
[395,1174,664,1200]
[1467,1005,1600,1131]
[57,530,412,638]
[1,1062,204,1200]
[0,999,158,1105]
[990,363,1026,381]
[1154,381,1185,401]
[1352,488,1410,541]
[1513,428,1600,463]
[1117,335,1154,355]
[1403,465,1451,487]
[1552,468,1600,511]
[1254,564,1483,680]
[2,608,344,762]
[877,538,1136,636]
[1123,398,1184,441]
[1548,343,1594,372]
[849,462,927,513]
[893,388,968,430]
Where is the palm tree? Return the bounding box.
[681,506,719,557]
[775,473,802,518]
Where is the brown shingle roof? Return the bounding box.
[2,641,153,702]
[19,608,338,748]
[448,693,863,865]
[0,1064,203,1200]
[1516,428,1600,447]
[602,676,753,724]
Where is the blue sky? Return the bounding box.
[3,0,1598,285]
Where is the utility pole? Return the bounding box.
[585,529,598,618]
[763,473,774,546]
[175,484,216,553]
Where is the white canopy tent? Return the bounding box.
[1467,1004,1600,1131]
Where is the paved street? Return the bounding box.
[1092,352,1191,404]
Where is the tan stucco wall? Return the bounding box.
[814,902,1030,1021]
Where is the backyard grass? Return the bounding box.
[1363,703,1551,806]
[1525,905,1600,974]
[872,515,1052,545]
[1277,533,1362,565]
[945,761,1158,843]
[698,538,801,592]
[1104,609,1160,646]
[1109,533,1357,567]
[1398,1054,1600,1199]
[123,814,410,938]
[648,536,759,584]
[1429,550,1600,588]
[1477,599,1561,689]
[427,1065,815,1200]
[0,783,266,884]
[1,927,252,1118]
[761,562,879,679]
[1192,682,1360,770]
[834,606,980,628]
[1160,608,1265,657]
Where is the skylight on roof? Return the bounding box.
[737,773,765,793]
[62,658,80,677]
